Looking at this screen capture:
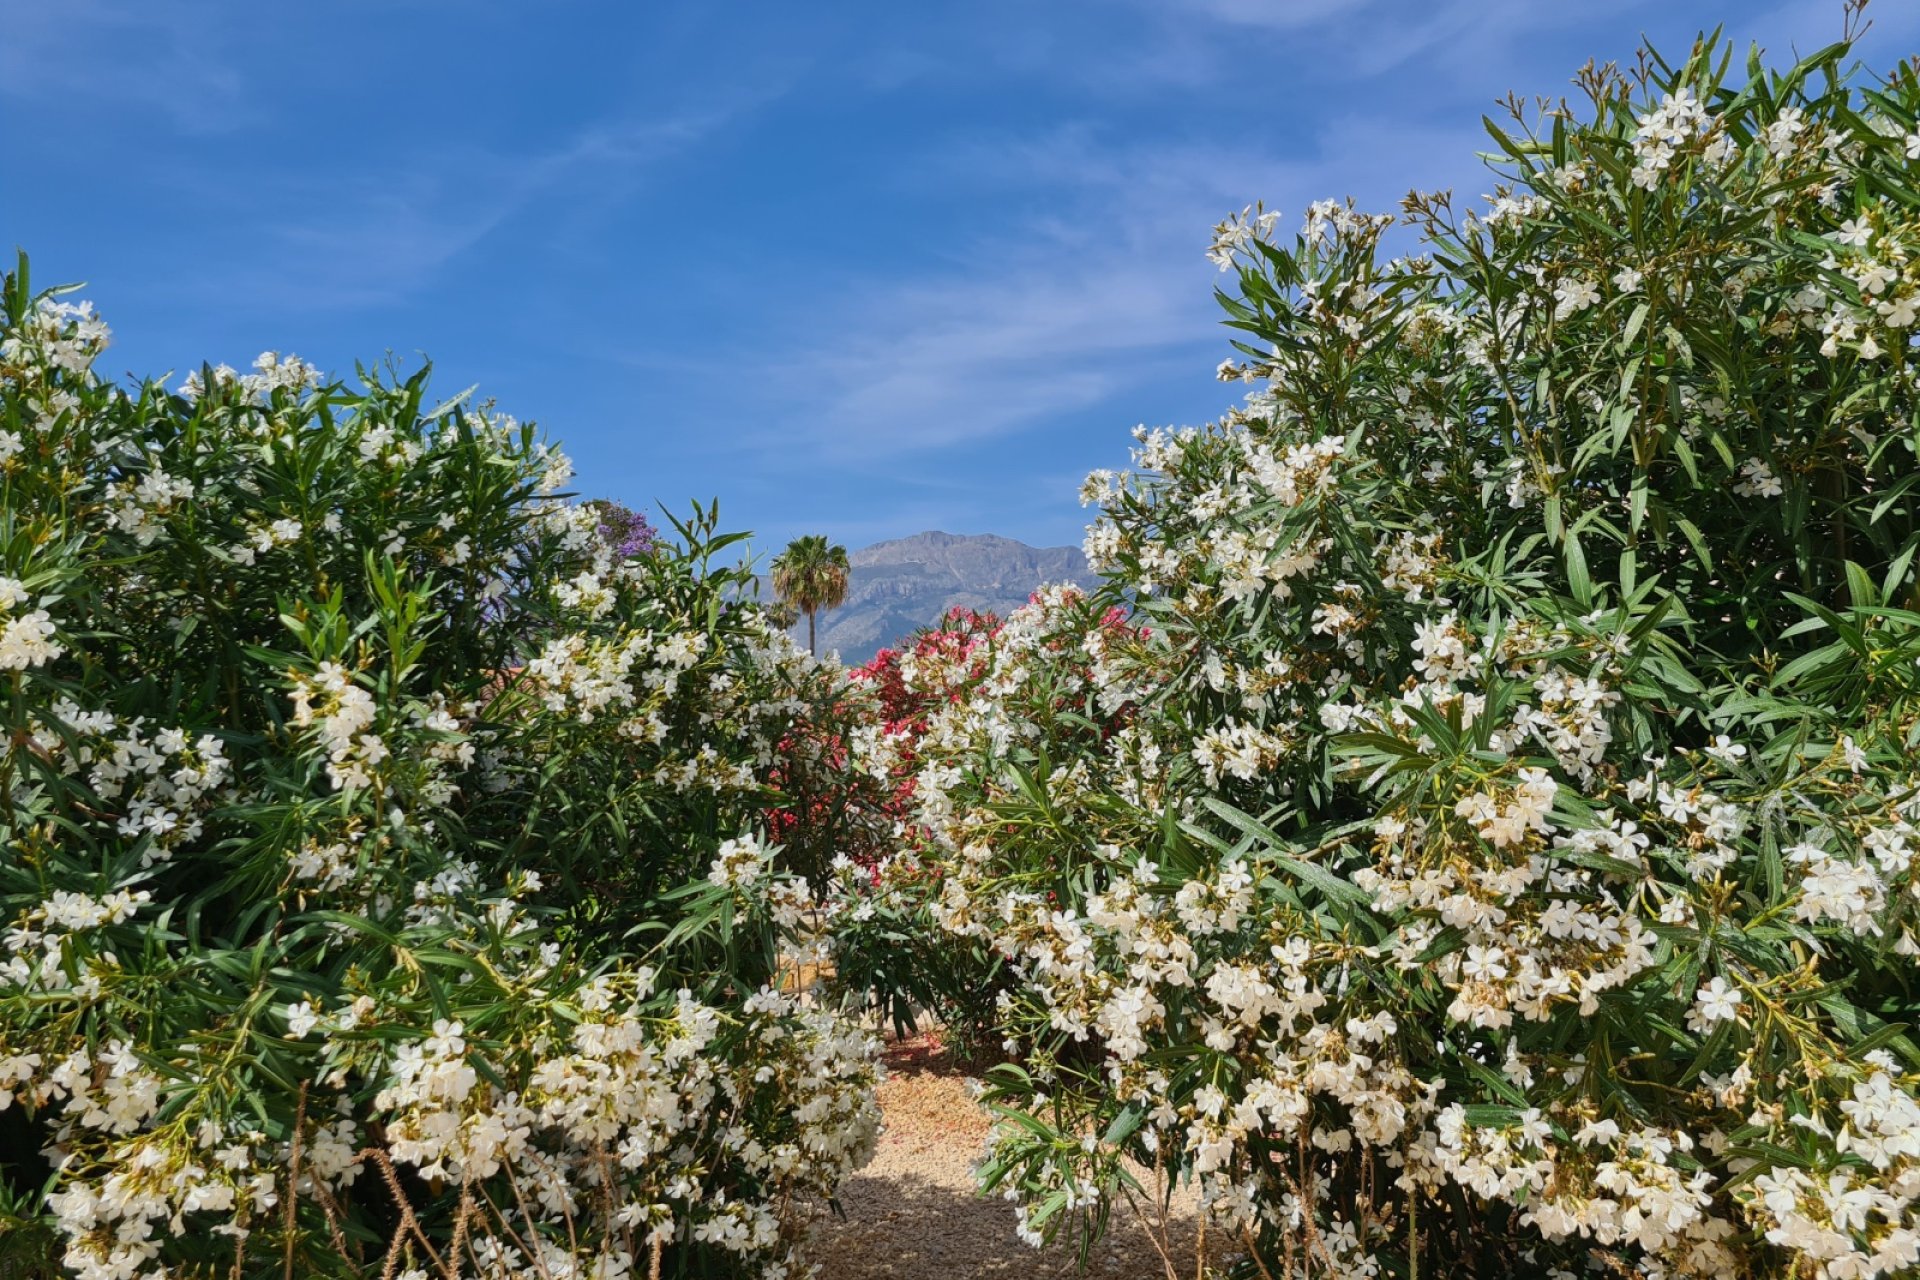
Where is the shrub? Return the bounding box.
[835,27,1920,1279]
[0,258,879,1280]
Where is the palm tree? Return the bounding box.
[769,534,849,657]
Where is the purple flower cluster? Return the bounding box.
[590,500,656,559]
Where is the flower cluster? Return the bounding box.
[0,575,62,669]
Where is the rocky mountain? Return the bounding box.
[792,531,1093,665]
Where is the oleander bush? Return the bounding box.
[0,257,881,1280]
[826,608,1021,1053]
[831,28,1920,1280]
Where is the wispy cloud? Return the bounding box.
[182,88,785,312]
[1152,0,1375,32]
[750,114,1484,465]
[796,268,1207,454]
[0,0,252,133]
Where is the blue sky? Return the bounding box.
[5,0,1916,559]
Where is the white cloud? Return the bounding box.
[799,271,1205,455]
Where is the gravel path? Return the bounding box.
[808,1035,1199,1280]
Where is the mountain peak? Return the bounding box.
[851,530,1014,562]
[807,531,1093,663]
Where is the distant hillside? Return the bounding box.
[792,531,1093,665]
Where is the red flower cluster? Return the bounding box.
[854,606,1002,740]
[760,599,1146,879]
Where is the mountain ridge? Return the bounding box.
[799,530,1093,664]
